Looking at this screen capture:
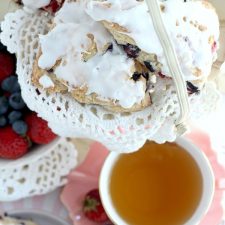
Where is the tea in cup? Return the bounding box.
[99,137,214,225]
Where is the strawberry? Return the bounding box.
[0,53,15,84]
[25,112,57,144]
[83,189,109,223]
[43,0,65,13]
[0,126,29,159]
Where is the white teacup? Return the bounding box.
[99,137,214,225]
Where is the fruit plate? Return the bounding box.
[0,189,73,224]
[0,1,61,169]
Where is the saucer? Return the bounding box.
[9,210,70,225]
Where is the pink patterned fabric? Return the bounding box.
[61,142,109,225]
[187,130,225,225]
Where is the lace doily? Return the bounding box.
[0,8,220,152]
[0,138,78,202]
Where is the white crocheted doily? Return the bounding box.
[0,8,221,152]
[0,138,78,202]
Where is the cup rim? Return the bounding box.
[99,137,215,225]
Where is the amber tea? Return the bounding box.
[109,142,203,225]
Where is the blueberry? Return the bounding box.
[12,120,28,135]
[132,72,141,81]
[0,115,7,127]
[1,76,20,93]
[8,111,22,124]
[0,96,9,115]
[142,72,149,80]
[9,93,25,110]
[186,81,199,95]
[144,61,155,73]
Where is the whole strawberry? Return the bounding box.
[25,112,57,144]
[0,126,29,159]
[0,52,15,84]
[83,189,109,223]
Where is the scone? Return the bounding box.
[32,0,154,112]
[86,0,219,82]
[33,45,152,112]
[0,215,38,225]
[32,0,219,112]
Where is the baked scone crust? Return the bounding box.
[32,50,152,112]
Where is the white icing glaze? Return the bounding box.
[22,0,50,9]
[39,74,55,88]
[86,0,219,80]
[39,1,146,108]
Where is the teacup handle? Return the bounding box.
[145,0,190,135]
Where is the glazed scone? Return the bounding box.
[0,215,38,225]
[86,0,219,81]
[32,0,154,112]
[32,0,219,112]
[33,47,152,112]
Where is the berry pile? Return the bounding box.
[0,40,56,159]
